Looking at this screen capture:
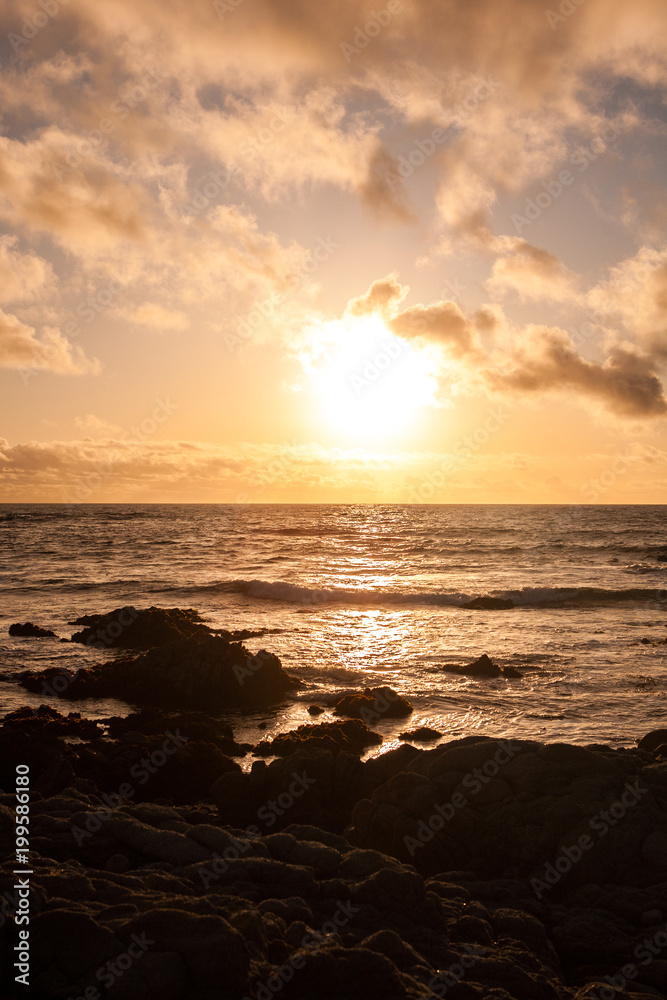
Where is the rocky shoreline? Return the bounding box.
[1,608,666,999]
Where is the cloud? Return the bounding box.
[0,132,154,253]
[0,309,100,375]
[4,433,667,502]
[486,239,579,302]
[0,436,431,501]
[345,275,409,318]
[486,326,667,418]
[587,246,667,362]
[118,302,190,331]
[1,0,664,244]
[388,301,481,358]
[358,146,413,221]
[73,414,122,437]
[0,236,55,304]
[336,274,667,419]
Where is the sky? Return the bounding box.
[1,0,667,503]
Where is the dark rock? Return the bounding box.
[83,733,241,806]
[0,728,73,796]
[211,749,366,833]
[120,908,250,992]
[361,744,422,788]
[4,729,667,1000]
[107,951,189,1000]
[308,705,325,716]
[501,666,524,679]
[399,727,443,742]
[69,604,279,650]
[1,705,101,738]
[638,729,667,756]
[254,719,382,757]
[29,634,300,710]
[9,621,58,638]
[333,686,413,721]
[348,734,667,887]
[103,709,245,756]
[463,654,502,678]
[69,605,209,649]
[440,654,503,678]
[17,665,76,698]
[30,909,122,978]
[461,596,515,610]
[106,854,131,874]
[281,945,410,1000]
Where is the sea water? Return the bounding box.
[1,504,665,757]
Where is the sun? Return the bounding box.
[304,313,440,441]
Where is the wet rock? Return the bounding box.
[32,634,300,710]
[461,597,515,610]
[308,705,325,716]
[9,621,58,638]
[1,705,102,738]
[69,605,209,649]
[399,726,443,742]
[69,604,278,650]
[638,729,667,756]
[463,654,502,678]
[502,666,524,679]
[254,719,382,757]
[442,654,503,678]
[18,665,75,698]
[333,686,413,721]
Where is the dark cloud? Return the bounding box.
[487,327,667,418]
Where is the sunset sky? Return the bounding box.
[1,0,667,502]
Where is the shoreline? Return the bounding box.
[1,605,666,998]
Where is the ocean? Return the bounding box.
[1,503,666,759]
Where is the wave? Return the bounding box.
[8,578,147,593]
[157,578,667,609]
[623,563,665,575]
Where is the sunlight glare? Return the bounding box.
[305,314,440,441]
